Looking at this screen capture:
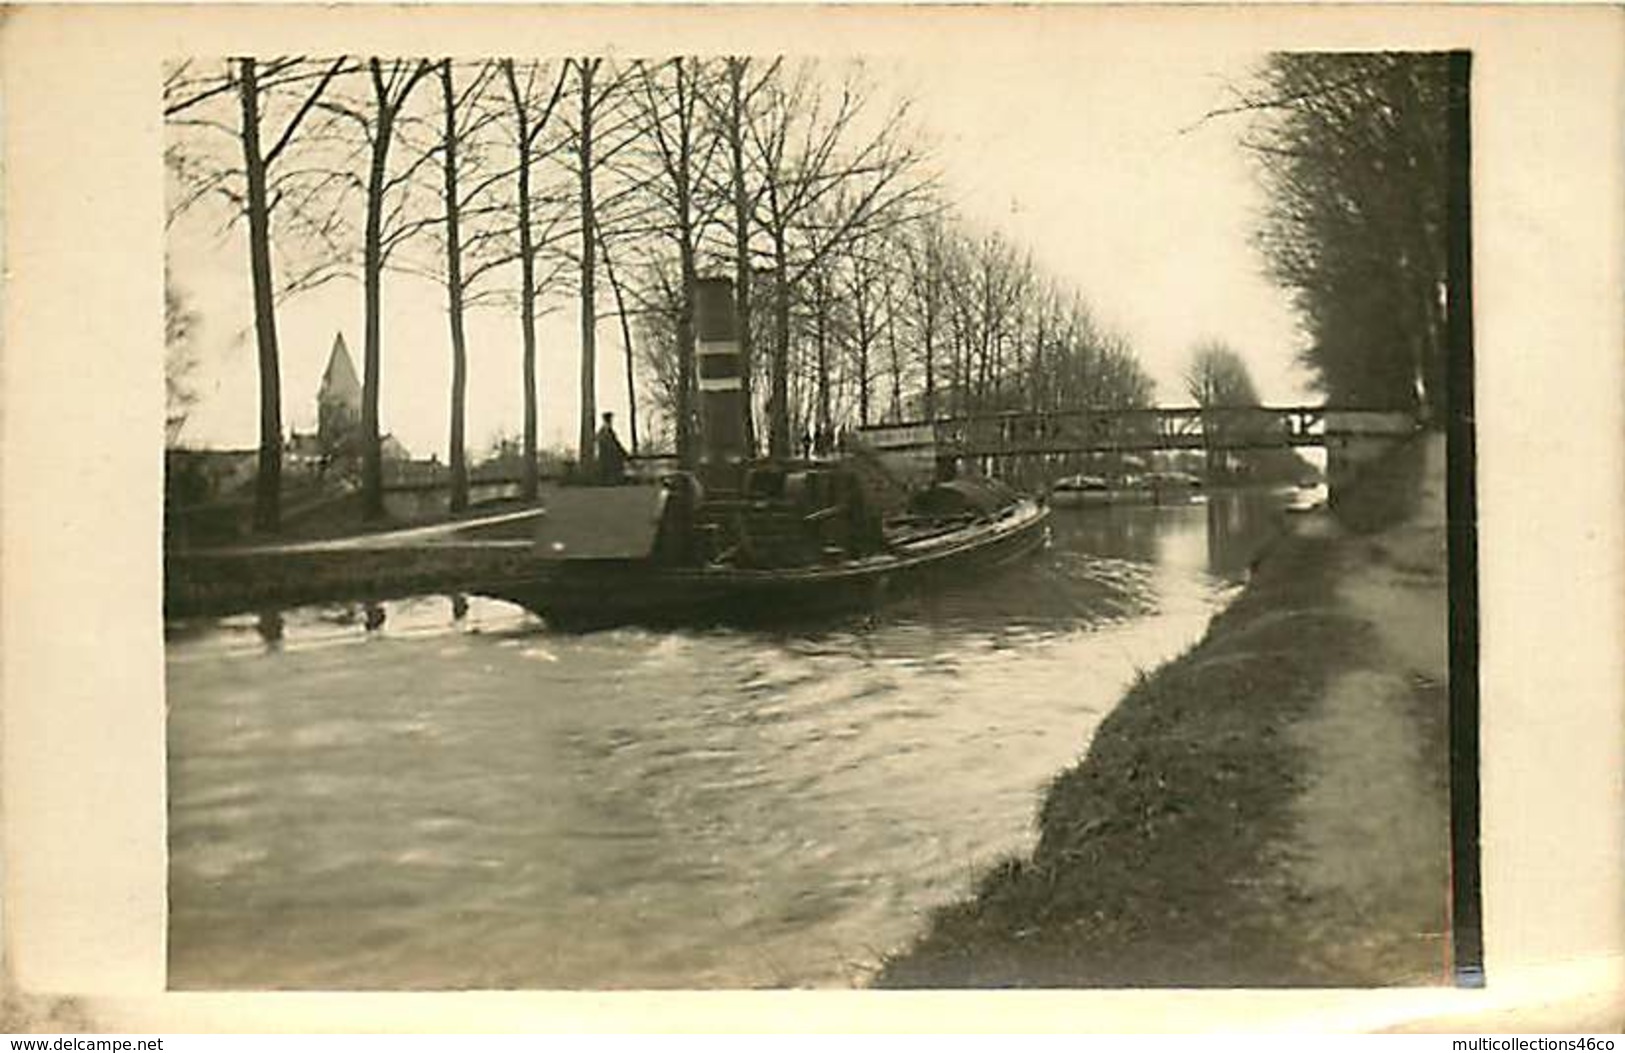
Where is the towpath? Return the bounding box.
[877,433,1453,987]
[1273,434,1452,983]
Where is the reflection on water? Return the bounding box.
[166,490,1289,989]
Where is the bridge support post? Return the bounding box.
[1324,411,1422,503]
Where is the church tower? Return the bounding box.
[317,332,362,457]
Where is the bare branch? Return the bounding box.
[263,57,355,167]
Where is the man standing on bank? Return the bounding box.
[596,411,629,485]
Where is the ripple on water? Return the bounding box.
[166,492,1289,989]
[177,842,270,883]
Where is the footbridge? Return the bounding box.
[856,405,1419,492]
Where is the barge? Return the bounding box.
[478,469,1050,630]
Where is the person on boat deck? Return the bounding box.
[596,411,629,485]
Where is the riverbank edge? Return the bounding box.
[874,434,1444,988]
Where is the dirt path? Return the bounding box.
[875,434,1453,988]
[1278,434,1452,984]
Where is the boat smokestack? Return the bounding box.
[694,276,747,466]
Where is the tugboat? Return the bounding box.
[478,461,1049,630]
[478,276,1050,629]
[162,277,1049,627]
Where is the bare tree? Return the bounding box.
[165,268,201,446]
[359,60,435,518]
[438,61,473,512]
[702,57,781,453]
[833,221,886,427]
[595,215,641,454]
[881,255,906,422]
[1184,339,1260,407]
[303,58,440,518]
[629,57,724,469]
[630,257,686,431]
[549,57,647,475]
[432,60,512,512]
[500,59,569,499]
[747,62,931,457]
[900,216,952,420]
[1184,339,1263,477]
[574,58,604,474]
[165,56,352,531]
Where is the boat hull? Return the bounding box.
[487,500,1051,630]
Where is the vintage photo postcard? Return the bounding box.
[4,2,1622,1033]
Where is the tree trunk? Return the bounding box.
[1031,315,1045,412]
[728,62,756,455]
[857,328,871,427]
[672,62,698,471]
[957,330,969,414]
[440,62,469,514]
[885,289,902,422]
[513,93,539,501]
[360,73,392,522]
[815,273,831,441]
[600,234,640,454]
[676,232,697,469]
[238,60,283,534]
[1391,60,1449,425]
[769,232,791,457]
[577,59,598,474]
[923,304,935,420]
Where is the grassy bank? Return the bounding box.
[875,436,1444,988]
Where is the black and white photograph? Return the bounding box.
[158,35,1469,991]
[6,2,1623,1029]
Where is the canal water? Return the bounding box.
[166,490,1292,989]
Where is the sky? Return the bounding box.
[168,48,1312,460]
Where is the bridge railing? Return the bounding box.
[859,405,1415,458]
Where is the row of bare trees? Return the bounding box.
[635,216,1156,455]
[165,54,1155,534]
